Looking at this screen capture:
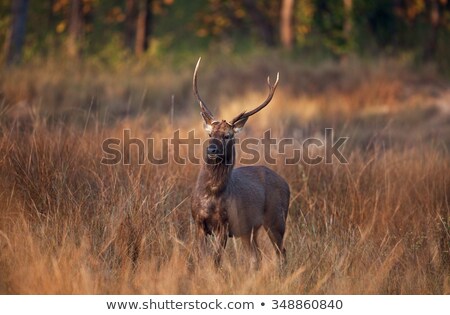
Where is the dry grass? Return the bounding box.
[0,56,449,294]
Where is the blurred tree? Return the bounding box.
[343,0,352,44]
[0,0,449,71]
[242,0,278,46]
[353,0,397,52]
[197,0,279,47]
[313,0,347,56]
[125,0,137,51]
[123,0,174,56]
[5,0,29,64]
[389,0,449,61]
[195,0,245,39]
[135,0,152,56]
[294,0,314,45]
[66,0,83,58]
[423,0,444,61]
[280,0,294,49]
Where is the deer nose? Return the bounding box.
[207,144,218,155]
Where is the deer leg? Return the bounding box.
[195,222,208,265]
[241,229,262,270]
[265,227,287,267]
[213,229,228,267]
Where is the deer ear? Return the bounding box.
[204,122,213,134]
[232,117,248,134]
[201,112,214,134]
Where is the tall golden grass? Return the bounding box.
[0,56,449,294]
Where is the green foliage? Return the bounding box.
[312,0,346,55]
[353,0,397,52]
[1,0,450,72]
[0,0,11,63]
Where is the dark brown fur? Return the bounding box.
[191,58,289,268]
[191,121,290,268]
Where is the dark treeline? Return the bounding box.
[1,0,450,68]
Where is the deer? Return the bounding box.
[190,58,290,270]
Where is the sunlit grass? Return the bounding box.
[0,55,449,294]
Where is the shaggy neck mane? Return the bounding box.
[201,149,235,195]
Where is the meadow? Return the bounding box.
[0,55,449,294]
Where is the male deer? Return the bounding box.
[191,58,290,269]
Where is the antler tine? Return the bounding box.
[193,57,215,122]
[231,72,279,124]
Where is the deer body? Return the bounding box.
[193,164,289,235]
[191,58,290,268]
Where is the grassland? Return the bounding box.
[0,55,449,294]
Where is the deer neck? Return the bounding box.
[200,149,235,195]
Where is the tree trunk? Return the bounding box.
[5,0,29,65]
[280,0,294,50]
[135,0,153,57]
[124,0,137,51]
[343,0,352,40]
[66,0,83,58]
[424,0,440,61]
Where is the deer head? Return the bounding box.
[193,58,279,165]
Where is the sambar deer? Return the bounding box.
[191,58,290,269]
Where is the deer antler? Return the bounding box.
[230,72,279,125]
[193,57,215,124]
